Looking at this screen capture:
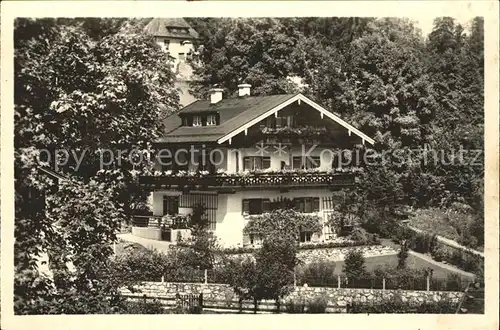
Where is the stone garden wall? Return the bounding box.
[120,281,462,311]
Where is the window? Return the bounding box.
[300,231,312,243]
[292,156,302,169]
[207,114,217,126]
[242,198,271,215]
[292,156,320,169]
[193,115,202,127]
[294,197,320,213]
[243,156,271,171]
[164,39,170,50]
[178,53,185,61]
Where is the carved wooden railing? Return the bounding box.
[139,172,355,189]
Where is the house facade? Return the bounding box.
[136,85,374,247]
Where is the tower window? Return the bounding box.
[193,115,202,127]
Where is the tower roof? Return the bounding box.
[144,18,199,40]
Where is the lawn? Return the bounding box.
[332,254,474,280]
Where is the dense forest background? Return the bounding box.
[14,17,484,314]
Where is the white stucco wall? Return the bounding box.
[154,37,194,66]
[215,188,339,248]
[147,188,342,247]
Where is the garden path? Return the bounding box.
[380,239,476,279]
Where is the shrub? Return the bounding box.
[112,248,170,284]
[397,242,409,268]
[343,249,366,278]
[123,298,166,314]
[435,248,483,274]
[285,298,306,313]
[430,246,447,262]
[296,259,337,287]
[306,296,328,313]
[348,300,457,313]
[349,226,368,242]
[410,232,436,254]
[360,207,399,238]
[372,266,427,291]
[444,273,465,291]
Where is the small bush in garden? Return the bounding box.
[430,246,448,262]
[343,249,366,278]
[348,300,457,313]
[445,273,465,291]
[296,259,337,287]
[123,298,166,314]
[285,298,306,313]
[397,242,410,269]
[112,248,170,285]
[372,266,427,291]
[348,226,368,243]
[306,296,328,313]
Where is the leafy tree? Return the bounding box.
[253,236,298,312]
[397,241,410,269]
[179,204,220,271]
[343,249,366,279]
[14,18,179,313]
[188,18,302,98]
[327,190,360,236]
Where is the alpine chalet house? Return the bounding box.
[136,85,375,247]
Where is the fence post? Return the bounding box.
[337,275,341,289]
[382,277,386,291]
[161,275,164,283]
[204,269,208,284]
[426,275,430,292]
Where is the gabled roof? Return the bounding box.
[144,18,199,40]
[159,94,297,143]
[158,93,375,145]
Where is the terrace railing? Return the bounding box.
[131,215,189,229]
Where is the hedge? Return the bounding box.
[347,300,458,313]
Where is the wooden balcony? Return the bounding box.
[139,172,356,190]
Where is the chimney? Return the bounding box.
[210,88,224,104]
[238,84,252,97]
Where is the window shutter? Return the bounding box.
[242,200,250,214]
[243,157,251,171]
[304,198,312,213]
[252,157,260,170]
[262,199,270,213]
[262,157,271,169]
[313,198,320,212]
[292,156,301,169]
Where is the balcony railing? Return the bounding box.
[139,172,356,189]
